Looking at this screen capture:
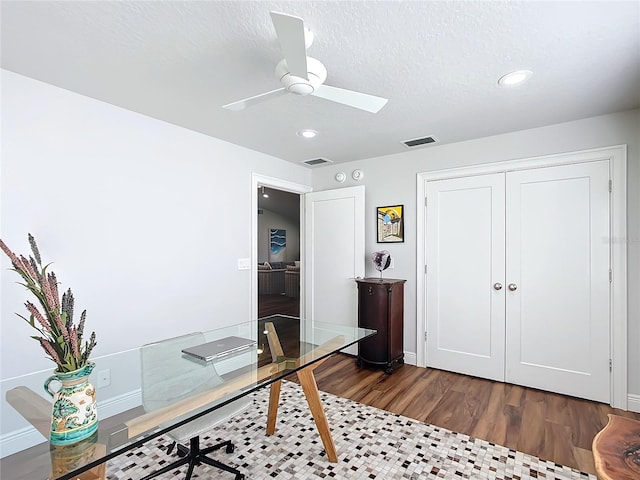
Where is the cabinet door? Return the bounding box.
[505,161,610,403]
[425,173,506,381]
[388,282,405,361]
[358,282,389,362]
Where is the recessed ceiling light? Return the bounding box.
[297,129,317,139]
[498,70,533,87]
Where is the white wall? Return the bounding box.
[0,70,310,455]
[310,109,640,402]
[257,209,300,263]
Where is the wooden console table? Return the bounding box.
[592,414,640,480]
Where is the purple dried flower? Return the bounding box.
[62,289,74,328]
[40,270,68,338]
[39,338,63,365]
[25,301,50,332]
[83,331,97,362]
[48,272,61,310]
[78,310,86,339]
[29,257,43,284]
[19,254,39,283]
[0,239,22,269]
[28,233,41,265]
[70,327,80,358]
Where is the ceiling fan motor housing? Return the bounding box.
[276,57,327,95]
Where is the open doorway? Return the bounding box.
[257,187,301,318]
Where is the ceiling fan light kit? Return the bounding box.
[276,57,326,95]
[222,11,388,113]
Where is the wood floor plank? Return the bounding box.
[545,391,571,425]
[504,383,525,407]
[545,420,577,468]
[567,397,607,450]
[573,446,597,474]
[503,403,524,448]
[516,388,547,455]
[469,381,507,441]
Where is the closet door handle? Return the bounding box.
[508,283,518,291]
[493,283,503,291]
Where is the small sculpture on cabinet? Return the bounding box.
[371,250,391,279]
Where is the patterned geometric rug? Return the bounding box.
[107,381,595,479]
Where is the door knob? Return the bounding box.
[508,283,518,291]
[493,283,503,291]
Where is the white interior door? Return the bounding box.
[505,161,610,403]
[426,174,506,381]
[304,185,365,354]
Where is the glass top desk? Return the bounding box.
[4,315,375,480]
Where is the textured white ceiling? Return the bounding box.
[2,1,639,166]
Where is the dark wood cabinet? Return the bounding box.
[355,278,406,373]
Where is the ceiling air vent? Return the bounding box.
[301,158,333,167]
[403,136,437,148]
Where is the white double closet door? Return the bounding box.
[426,160,611,403]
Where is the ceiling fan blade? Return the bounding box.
[222,88,287,111]
[312,84,388,113]
[270,11,308,79]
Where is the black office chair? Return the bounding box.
[140,332,250,480]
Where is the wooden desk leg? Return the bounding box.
[263,321,338,462]
[265,321,285,437]
[266,379,282,436]
[297,366,338,463]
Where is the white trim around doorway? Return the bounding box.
[415,145,628,409]
[251,174,312,321]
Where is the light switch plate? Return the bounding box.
[237,258,251,270]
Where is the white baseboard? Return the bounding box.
[0,425,46,459]
[97,388,141,419]
[404,351,417,366]
[0,388,141,459]
[628,394,640,413]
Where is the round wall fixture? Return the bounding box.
[335,172,346,183]
[352,169,364,181]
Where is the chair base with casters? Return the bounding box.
[140,435,244,480]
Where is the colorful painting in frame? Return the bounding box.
[377,205,404,243]
[269,229,286,261]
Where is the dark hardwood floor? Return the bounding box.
[258,294,299,318]
[307,353,640,476]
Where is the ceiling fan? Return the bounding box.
[222,11,388,114]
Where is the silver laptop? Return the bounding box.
[182,336,256,361]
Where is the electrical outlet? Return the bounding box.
[98,369,110,388]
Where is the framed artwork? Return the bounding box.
[269,228,286,261]
[377,205,404,243]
